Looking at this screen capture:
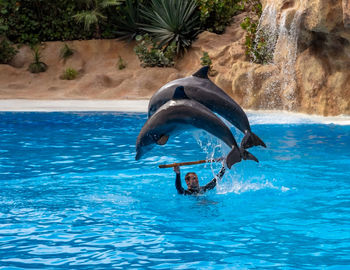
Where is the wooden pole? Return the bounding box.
[158,157,224,169]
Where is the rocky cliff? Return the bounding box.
[226,0,350,115]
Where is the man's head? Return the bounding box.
[185,172,199,191]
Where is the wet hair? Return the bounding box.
[185,172,197,181]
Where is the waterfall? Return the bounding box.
[253,4,279,64]
[252,3,303,110]
[273,9,303,110]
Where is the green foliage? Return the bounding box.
[117,56,126,69]
[240,0,270,64]
[240,16,257,57]
[236,0,263,16]
[114,0,144,40]
[60,44,74,60]
[200,51,217,76]
[200,51,212,67]
[140,0,200,55]
[0,0,17,36]
[1,0,265,66]
[197,0,244,33]
[134,34,176,67]
[61,67,79,80]
[28,45,48,73]
[1,0,103,44]
[243,0,262,17]
[0,38,18,64]
[73,0,124,38]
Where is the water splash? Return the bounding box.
[217,175,290,194]
[194,130,226,161]
[192,131,287,195]
[193,130,228,179]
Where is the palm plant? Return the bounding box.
[117,56,127,69]
[28,45,48,73]
[140,0,201,55]
[60,44,74,60]
[114,0,144,40]
[73,0,124,38]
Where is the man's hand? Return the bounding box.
[173,166,180,174]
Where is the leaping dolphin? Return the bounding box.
[136,87,258,169]
[148,66,266,149]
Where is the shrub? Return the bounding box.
[242,0,262,16]
[117,56,127,69]
[197,0,243,33]
[140,0,200,55]
[1,0,100,44]
[73,0,124,38]
[0,38,18,64]
[114,0,144,40]
[61,67,79,80]
[60,44,74,60]
[200,51,212,68]
[28,45,48,73]
[200,51,217,76]
[134,34,176,67]
[239,0,271,64]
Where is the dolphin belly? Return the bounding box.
[137,99,242,166]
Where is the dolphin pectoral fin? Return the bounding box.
[173,86,188,100]
[241,132,267,149]
[241,149,259,163]
[156,135,169,145]
[192,66,209,79]
[226,147,242,169]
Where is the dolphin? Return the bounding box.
[136,87,258,169]
[148,66,266,149]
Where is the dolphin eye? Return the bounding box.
[152,134,159,141]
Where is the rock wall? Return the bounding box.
[0,40,182,99]
[0,13,246,101]
[230,0,350,115]
[0,13,248,101]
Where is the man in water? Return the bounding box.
[174,165,225,195]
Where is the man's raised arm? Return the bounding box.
[174,166,185,194]
[203,165,226,192]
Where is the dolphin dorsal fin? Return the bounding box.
[192,66,209,79]
[173,86,188,100]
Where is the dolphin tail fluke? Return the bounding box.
[226,147,241,169]
[241,132,266,149]
[241,148,259,163]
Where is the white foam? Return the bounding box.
[216,177,290,195]
[246,110,350,126]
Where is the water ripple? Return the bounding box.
[0,112,349,269]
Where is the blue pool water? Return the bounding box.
[0,112,349,269]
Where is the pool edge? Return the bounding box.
[0,99,349,125]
